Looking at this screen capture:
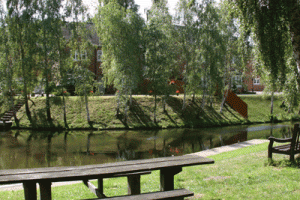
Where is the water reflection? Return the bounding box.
[0,122,297,170]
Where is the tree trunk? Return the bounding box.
[154,94,157,123]
[84,83,90,123]
[129,89,132,108]
[182,91,186,111]
[57,38,68,128]
[210,94,213,107]
[62,90,68,127]
[8,72,19,126]
[201,91,206,108]
[270,91,274,122]
[192,93,195,103]
[42,27,51,122]
[163,94,168,113]
[45,77,51,121]
[20,32,32,123]
[116,92,120,117]
[220,89,229,113]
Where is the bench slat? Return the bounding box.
[82,189,194,200]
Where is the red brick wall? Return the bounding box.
[243,61,265,92]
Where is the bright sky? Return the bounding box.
[83,0,179,19]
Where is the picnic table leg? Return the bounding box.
[39,181,52,200]
[160,167,182,191]
[98,178,104,195]
[127,174,140,195]
[23,181,37,200]
[83,179,106,198]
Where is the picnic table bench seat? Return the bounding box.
[268,123,300,161]
[83,189,194,200]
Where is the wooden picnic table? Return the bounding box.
[0,154,214,200]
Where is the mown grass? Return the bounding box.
[1,142,300,199]
[10,94,300,130]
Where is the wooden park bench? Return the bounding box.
[268,123,300,162]
[0,155,214,200]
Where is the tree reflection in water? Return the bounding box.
[0,123,297,169]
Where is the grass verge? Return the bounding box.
[1,142,300,199]
[9,94,300,130]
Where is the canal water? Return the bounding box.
[0,122,296,170]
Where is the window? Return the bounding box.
[73,51,79,61]
[97,50,102,62]
[231,75,242,87]
[81,51,87,60]
[253,78,260,85]
[72,51,87,61]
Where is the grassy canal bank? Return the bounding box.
[4,94,300,130]
[1,142,300,199]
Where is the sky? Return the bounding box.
[83,0,180,19]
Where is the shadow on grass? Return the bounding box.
[128,98,156,127]
[267,157,300,168]
[166,97,224,127]
[32,109,55,128]
[164,110,179,127]
[224,105,244,122]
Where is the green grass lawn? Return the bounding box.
[9,94,300,130]
[1,142,300,199]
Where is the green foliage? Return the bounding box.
[175,0,225,101]
[233,0,294,90]
[144,0,175,95]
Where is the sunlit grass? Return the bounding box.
[10,94,298,130]
[2,142,300,199]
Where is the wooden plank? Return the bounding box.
[23,181,37,200]
[39,181,51,200]
[0,156,214,184]
[81,189,194,200]
[0,155,211,176]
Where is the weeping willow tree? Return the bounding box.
[232,0,299,116]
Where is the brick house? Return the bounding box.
[243,61,265,92]
[63,23,265,95]
[62,23,109,94]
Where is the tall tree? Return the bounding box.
[0,4,19,126]
[55,22,70,128]
[188,0,223,108]
[67,0,94,125]
[7,0,39,123]
[175,0,200,109]
[219,0,247,113]
[94,1,144,120]
[145,0,175,122]
[232,0,298,115]
[37,0,65,123]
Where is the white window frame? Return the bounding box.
[231,75,242,87]
[81,51,87,60]
[97,50,102,62]
[253,78,260,85]
[73,50,87,61]
[73,51,79,61]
